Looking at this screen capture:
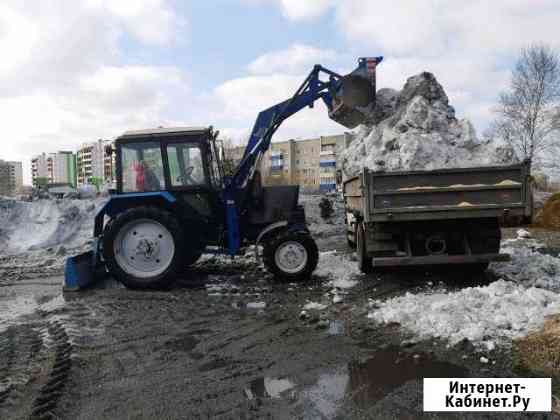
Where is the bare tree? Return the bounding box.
[490,44,560,171]
[220,137,240,176]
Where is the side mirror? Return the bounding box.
[105,145,114,157]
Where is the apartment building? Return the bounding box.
[77,139,114,186]
[31,153,50,185]
[52,151,77,187]
[227,132,353,192]
[0,160,23,196]
[31,152,76,187]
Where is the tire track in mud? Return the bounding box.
[29,320,73,420]
[0,324,47,419]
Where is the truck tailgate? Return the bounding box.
[345,162,532,222]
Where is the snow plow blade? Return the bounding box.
[63,250,103,291]
[329,56,383,129]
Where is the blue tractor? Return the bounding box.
[65,57,383,289]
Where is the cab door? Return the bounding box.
[164,140,223,244]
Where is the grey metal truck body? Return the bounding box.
[343,161,532,272]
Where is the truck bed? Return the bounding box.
[343,162,532,223]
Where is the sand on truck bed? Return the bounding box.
[341,72,517,177]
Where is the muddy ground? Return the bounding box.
[1,199,559,419]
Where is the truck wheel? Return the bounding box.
[102,207,185,289]
[263,232,318,282]
[347,227,357,250]
[356,224,373,274]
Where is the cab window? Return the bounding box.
[121,142,165,192]
[167,143,206,187]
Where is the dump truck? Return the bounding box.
[343,161,532,273]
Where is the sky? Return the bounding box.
[1,0,559,184]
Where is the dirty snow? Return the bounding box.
[299,194,345,238]
[246,301,266,309]
[369,279,560,350]
[315,251,361,289]
[341,73,517,177]
[303,301,328,311]
[493,239,560,291]
[369,240,560,348]
[0,197,105,255]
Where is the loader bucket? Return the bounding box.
[328,56,382,129]
[63,251,98,291]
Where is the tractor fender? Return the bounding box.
[94,192,177,237]
[255,221,289,248]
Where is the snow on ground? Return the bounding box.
[299,194,346,238]
[315,251,362,289]
[303,301,328,311]
[368,240,560,349]
[369,280,560,350]
[0,197,106,255]
[492,239,560,291]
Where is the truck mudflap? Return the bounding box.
[372,253,510,267]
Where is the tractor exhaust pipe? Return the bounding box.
[328,56,383,129]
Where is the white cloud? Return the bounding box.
[245,0,334,21]
[248,43,339,75]
[334,1,560,57]
[0,1,187,184]
[276,0,334,21]
[213,72,345,144]
[93,0,186,45]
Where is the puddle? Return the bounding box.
[245,377,295,400]
[299,347,467,418]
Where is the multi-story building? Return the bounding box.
[77,139,114,186]
[51,151,77,187]
[32,152,76,187]
[0,160,23,196]
[31,153,50,185]
[226,132,353,192]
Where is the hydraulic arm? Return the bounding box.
[223,57,383,253]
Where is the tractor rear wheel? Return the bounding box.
[102,206,185,289]
[263,231,318,282]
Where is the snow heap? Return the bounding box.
[0,197,105,255]
[315,251,361,289]
[369,280,560,350]
[368,239,560,349]
[341,73,517,177]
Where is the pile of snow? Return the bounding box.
[369,280,560,350]
[315,251,361,289]
[492,239,560,291]
[341,73,517,177]
[0,197,105,255]
[303,301,328,311]
[299,194,345,238]
[368,240,560,348]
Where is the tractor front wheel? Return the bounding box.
[102,206,185,289]
[263,231,319,282]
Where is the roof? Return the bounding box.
[119,126,210,139]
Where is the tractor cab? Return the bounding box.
[114,126,223,195]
